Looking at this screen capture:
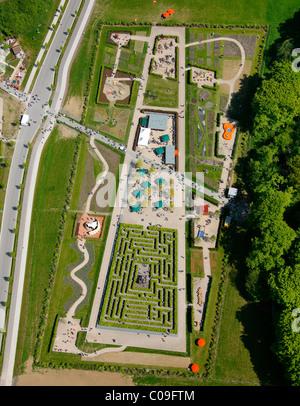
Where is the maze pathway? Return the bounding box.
[98,224,178,333]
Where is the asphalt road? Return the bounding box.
[0,0,95,386]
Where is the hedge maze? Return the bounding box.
[98,224,178,333]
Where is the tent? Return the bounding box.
[141,181,151,189]
[153,200,163,208]
[141,116,148,127]
[160,134,170,142]
[155,177,165,185]
[154,147,164,156]
[130,204,140,212]
[197,230,204,238]
[197,338,206,347]
[132,189,142,198]
[138,127,150,146]
[137,168,148,175]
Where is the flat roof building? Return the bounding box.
[165,145,175,164]
[147,112,169,130]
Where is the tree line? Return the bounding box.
[235,15,300,384]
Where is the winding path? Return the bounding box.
[55,136,127,359]
[186,37,246,109]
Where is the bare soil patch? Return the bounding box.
[14,368,134,386]
[62,95,83,121]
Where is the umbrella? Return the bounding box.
[197,338,206,347]
[163,12,169,18]
[168,9,174,14]
[191,364,199,372]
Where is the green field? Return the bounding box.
[96,0,299,27]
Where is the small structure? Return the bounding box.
[165,145,175,165]
[228,187,238,198]
[77,213,104,239]
[130,204,140,212]
[154,147,164,156]
[197,338,206,347]
[138,127,150,146]
[11,44,22,59]
[223,122,235,140]
[224,216,231,228]
[20,114,29,126]
[153,200,163,208]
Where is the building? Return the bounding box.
[137,127,150,146]
[165,145,175,164]
[228,187,238,198]
[147,112,169,131]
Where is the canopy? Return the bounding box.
[197,339,206,347]
[154,147,164,156]
[138,127,150,146]
[130,205,140,212]
[153,200,163,208]
[141,181,151,189]
[132,189,142,198]
[160,134,170,142]
[155,177,165,184]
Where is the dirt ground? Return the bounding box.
[13,357,134,386]
[62,95,83,121]
[14,368,134,386]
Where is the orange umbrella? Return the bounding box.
[197,338,206,347]
[163,12,169,18]
[168,9,174,14]
[191,364,199,372]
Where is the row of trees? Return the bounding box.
[238,51,300,384]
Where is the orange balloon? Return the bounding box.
[191,364,199,372]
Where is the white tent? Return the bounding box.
[228,187,238,198]
[138,127,150,146]
[20,114,29,126]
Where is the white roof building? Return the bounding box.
[228,187,238,198]
[138,127,150,146]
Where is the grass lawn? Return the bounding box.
[96,0,299,29]
[144,75,178,108]
[14,125,80,373]
[213,266,286,385]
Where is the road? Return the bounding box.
[0,0,95,386]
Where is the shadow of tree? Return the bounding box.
[235,302,289,385]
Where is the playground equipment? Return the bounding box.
[223,122,235,140]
